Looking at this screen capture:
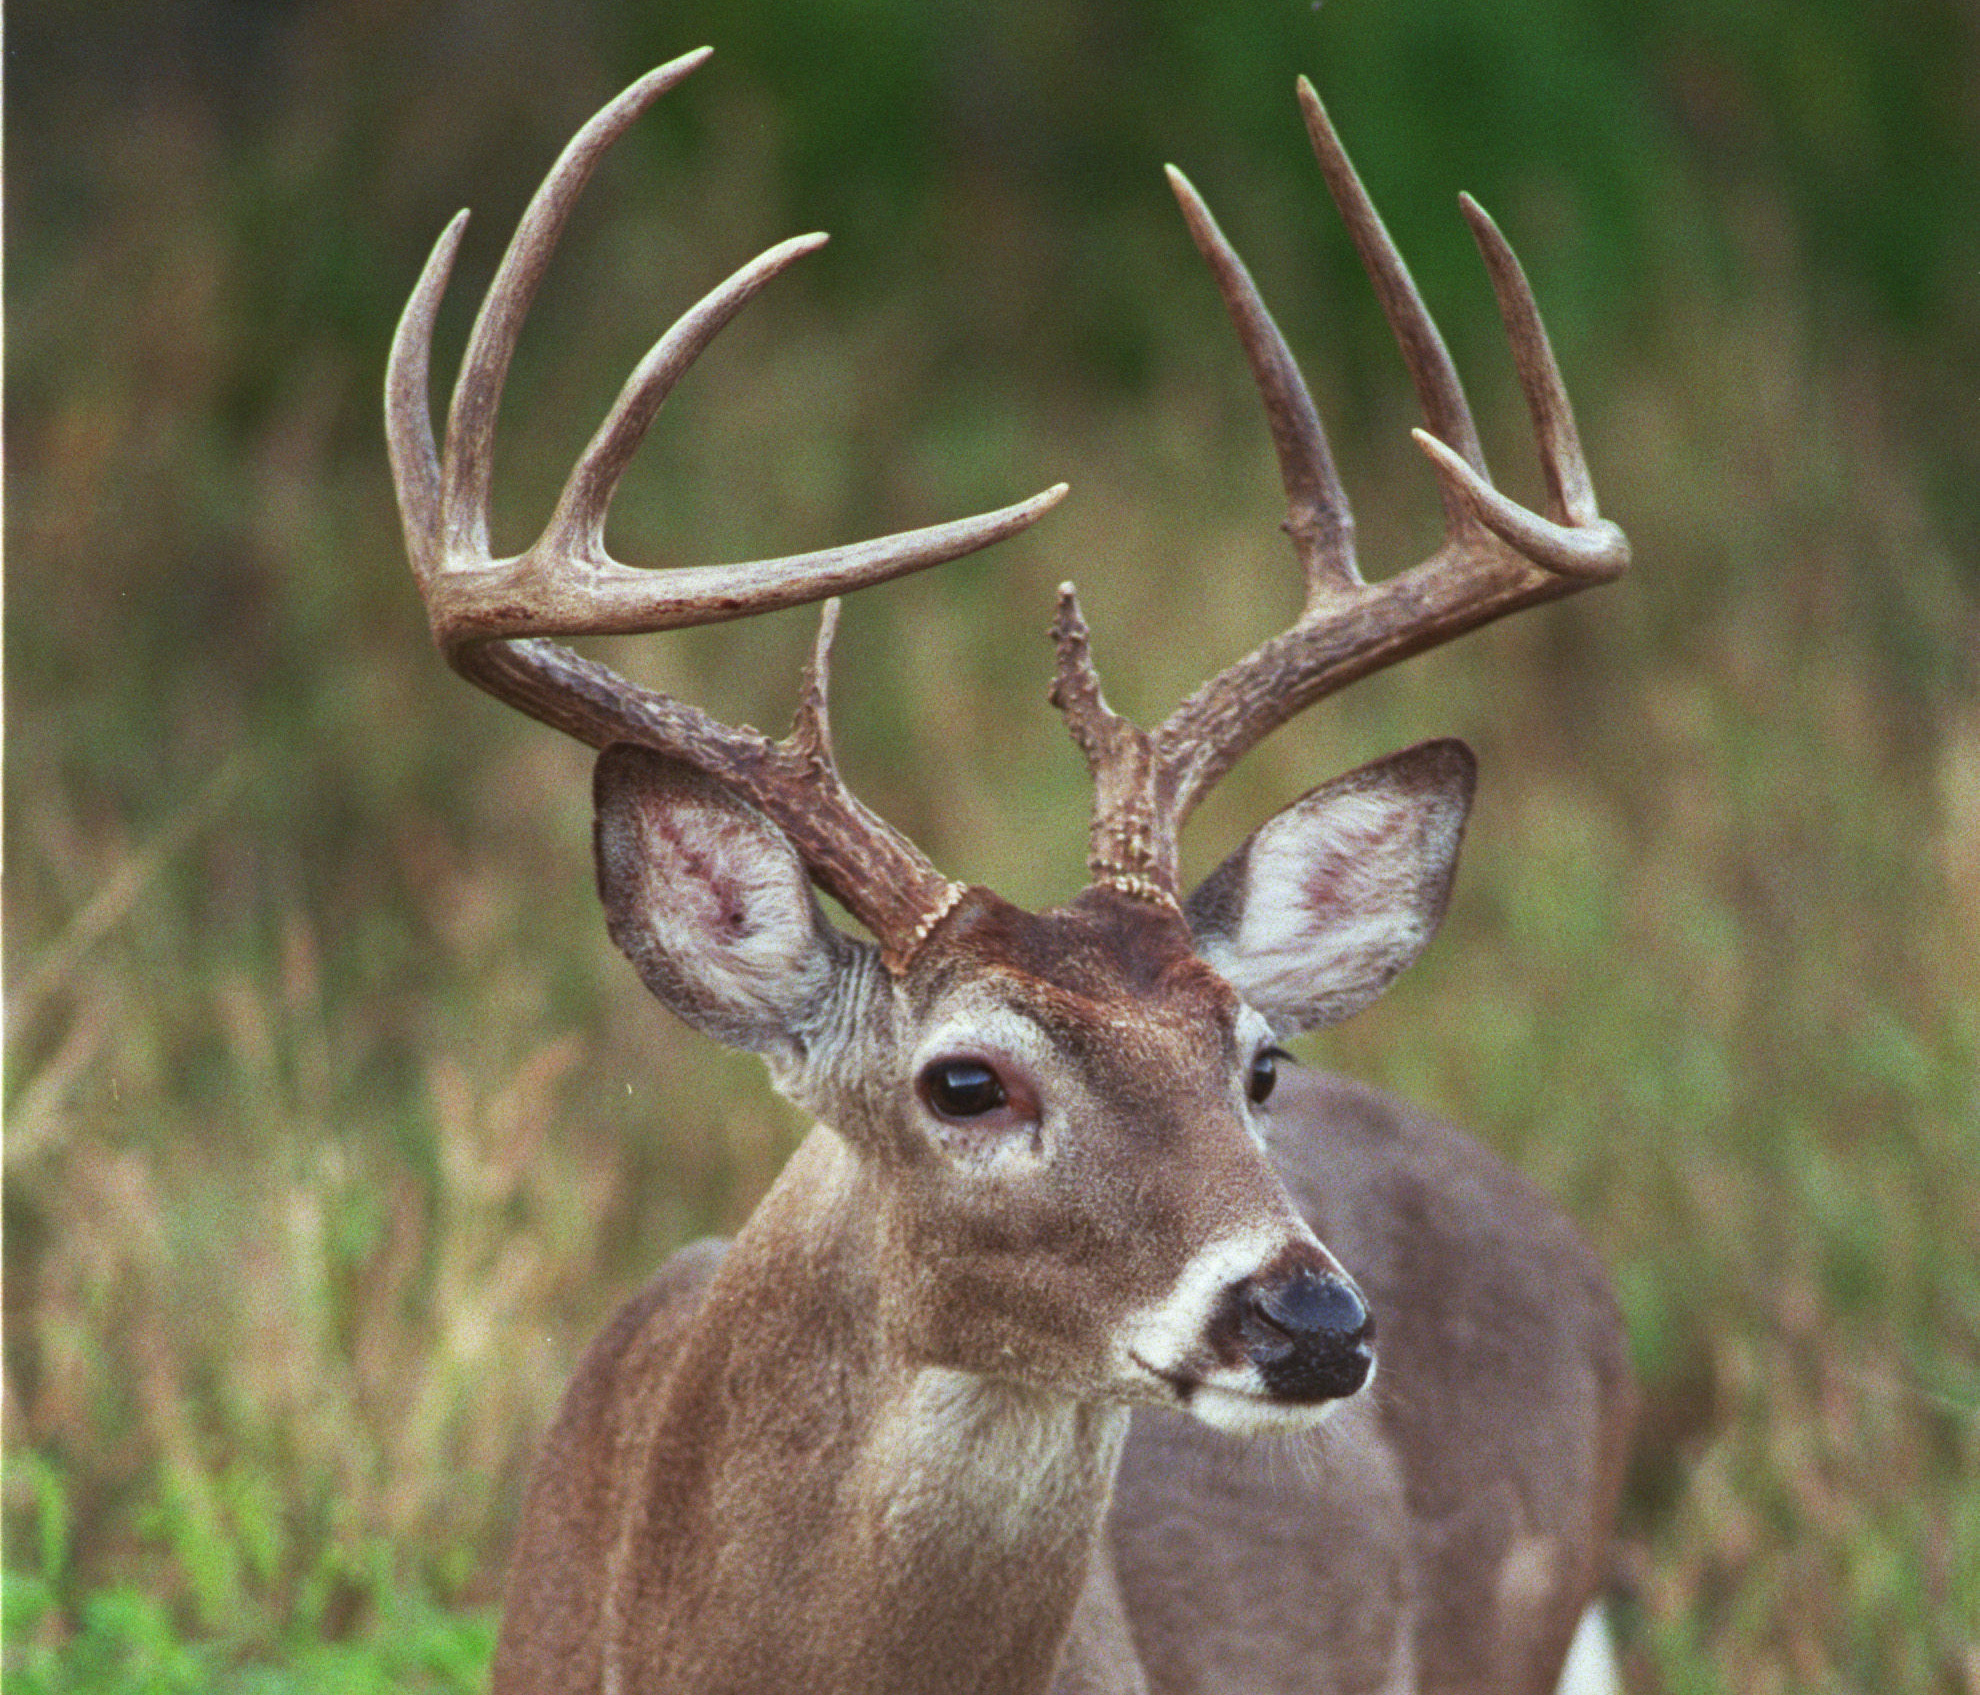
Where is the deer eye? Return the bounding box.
[1247,1048,1290,1106]
[919,1059,1010,1120]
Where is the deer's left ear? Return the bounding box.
[1185,739,1476,1036]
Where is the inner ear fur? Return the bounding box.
[1185,738,1477,1036]
[593,743,866,1058]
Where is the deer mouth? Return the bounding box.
[1129,1350,1198,1401]
[1128,1328,1374,1434]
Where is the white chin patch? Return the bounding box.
[1184,1363,1372,1436]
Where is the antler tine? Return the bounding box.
[1294,78,1489,524]
[1457,194,1611,535]
[385,208,466,588]
[1055,79,1629,905]
[535,226,1074,630]
[773,600,970,964]
[442,55,708,565]
[1399,194,1628,578]
[539,230,828,570]
[1164,166,1360,600]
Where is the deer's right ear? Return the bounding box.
[593,744,858,1057]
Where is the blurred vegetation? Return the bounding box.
[6,0,1977,1688]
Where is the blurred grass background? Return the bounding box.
[5,0,1977,1687]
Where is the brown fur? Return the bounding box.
[493,1067,1630,1694]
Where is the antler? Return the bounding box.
[385,48,1066,967]
[1052,78,1629,902]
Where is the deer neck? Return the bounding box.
[609,1128,1131,1695]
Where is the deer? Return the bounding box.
[386,46,1636,1695]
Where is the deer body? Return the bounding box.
[494,1061,1628,1695]
[387,47,1634,1695]
[498,1133,1134,1694]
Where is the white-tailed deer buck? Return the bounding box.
[388,47,1635,1695]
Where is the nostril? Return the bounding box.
[1254,1270,1372,1348]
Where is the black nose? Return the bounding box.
[1237,1266,1375,1402]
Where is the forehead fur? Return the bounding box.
[906,885,1239,1036]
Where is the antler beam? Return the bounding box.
[1054,77,1629,900]
[385,48,1065,966]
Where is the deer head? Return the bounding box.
[386,47,1627,1436]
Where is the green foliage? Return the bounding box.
[4,1567,496,1694]
[4,1453,494,1690]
